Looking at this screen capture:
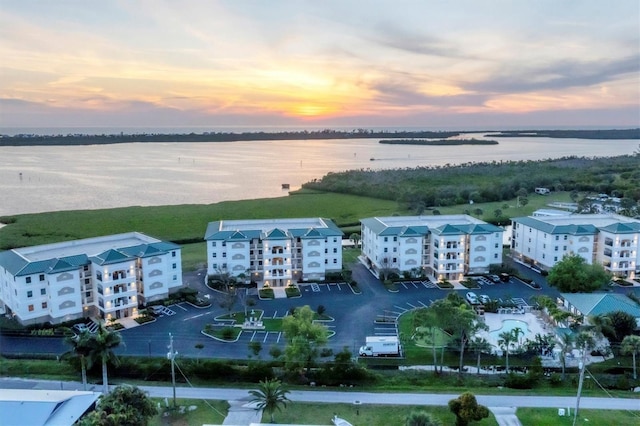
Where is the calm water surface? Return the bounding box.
[0,134,637,216]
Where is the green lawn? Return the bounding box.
[414,326,452,348]
[149,398,229,426]
[0,192,404,251]
[516,407,640,426]
[271,402,498,426]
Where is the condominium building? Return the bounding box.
[0,232,182,326]
[204,218,343,287]
[511,213,640,278]
[360,215,504,281]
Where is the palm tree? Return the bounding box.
[63,329,93,391]
[511,327,524,349]
[469,337,491,375]
[621,335,640,380]
[349,233,361,249]
[557,333,573,380]
[87,324,122,394]
[249,378,290,423]
[498,331,515,373]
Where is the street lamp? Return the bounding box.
[167,333,178,408]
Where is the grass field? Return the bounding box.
[271,402,498,426]
[414,326,452,348]
[149,398,229,426]
[0,188,574,254]
[516,407,640,426]
[0,191,404,251]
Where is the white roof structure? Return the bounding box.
[0,389,100,426]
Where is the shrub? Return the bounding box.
[548,373,563,387]
[221,327,236,341]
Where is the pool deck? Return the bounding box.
[480,312,549,351]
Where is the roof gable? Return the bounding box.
[264,228,288,240]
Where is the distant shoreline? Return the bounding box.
[0,128,637,146]
[379,138,498,146]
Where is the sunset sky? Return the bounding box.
[1,0,639,130]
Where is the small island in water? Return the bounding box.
[378,138,498,146]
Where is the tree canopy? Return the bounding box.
[78,385,156,426]
[448,392,489,426]
[547,253,611,293]
[282,305,328,375]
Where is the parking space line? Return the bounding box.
[418,300,429,307]
[336,283,342,291]
[263,332,269,343]
[406,302,417,308]
[276,332,282,343]
[272,311,278,318]
[173,304,188,311]
[326,284,331,292]
[393,305,408,312]
[251,331,257,341]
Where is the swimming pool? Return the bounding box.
[489,319,529,341]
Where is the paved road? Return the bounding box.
[1,377,638,411]
[1,262,638,360]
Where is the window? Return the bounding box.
[42,302,47,309]
[325,259,328,264]
[563,246,567,251]
[542,254,545,259]
[173,275,177,280]
[26,277,31,284]
[543,244,546,249]
[28,304,34,312]
[222,253,226,258]
[555,235,559,241]
[393,257,397,263]
[564,235,568,240]
[384,248,388,253]
[333,259,337,264]
[555,246,559,251]
[222,242,226,247]
[212,253,217,258]
[172,251,176,257]
[39,274,45,281]
[40,288,46,295]
[384,237,388,242]
[333,248,337,253]
[27,290,33,298]
[393,237,397,242]
[212,242,216,247]
[554,256,558,262]
[172,263,177,269]
[212,263,218,269]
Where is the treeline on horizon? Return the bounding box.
[0,128,637,146]
[485,128,640,139]
[0,129,459,146]
[378,138,498,145]
[302,155,640,209]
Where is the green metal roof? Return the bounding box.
[512,216,598,235]
[90,249,132,266]
[205,219,342,241]
[599,222,640,234]
[561,293,640,318]
[264,228,288,240]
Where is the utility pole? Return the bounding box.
[168,333,177,408]
[573,347,588,426]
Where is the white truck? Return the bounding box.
[358,336,400,357]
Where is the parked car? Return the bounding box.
[479,294,491,304]
[148,305,164,315]
[489,274,501,283]
[499,273,510,282]
[466,292,479,305]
